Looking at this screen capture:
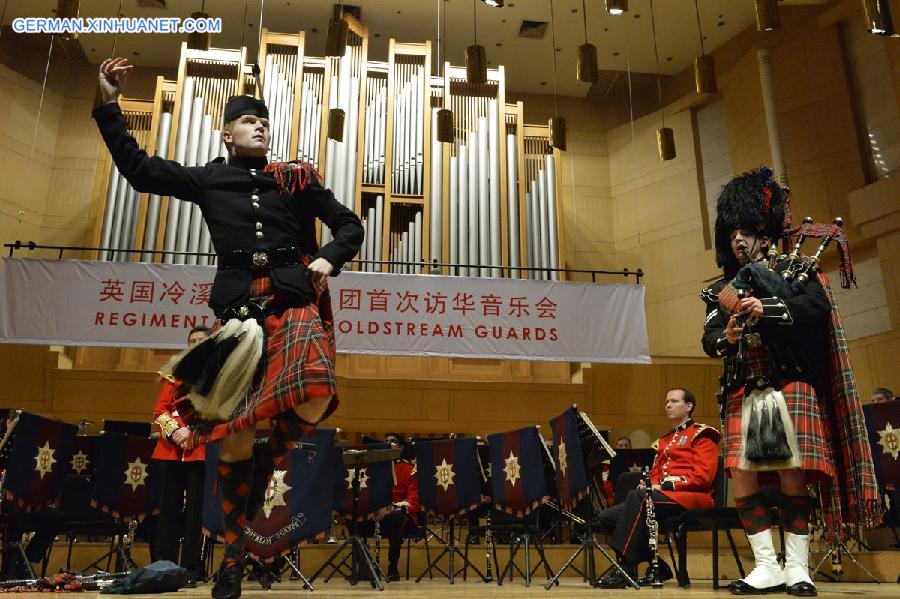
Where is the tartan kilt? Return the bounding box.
[187,274,338,447]
[724,380,835,483]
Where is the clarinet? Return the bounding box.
[374,517,382,567]
[484,509,494,582]
[642,467,664,588]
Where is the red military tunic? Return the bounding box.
[392,460,421,525]
[152,376,205,462]
[649,419,720,510]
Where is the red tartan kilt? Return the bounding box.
[193,275,338,445]
[724,380,835,483]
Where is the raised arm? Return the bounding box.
[93,58,207,202]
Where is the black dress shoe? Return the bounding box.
[786,581,817,596]
[212,559,244,599]
[728,579,787,595]
[386,570,400,582]
[638,560,673,586]
[598,563,637,589]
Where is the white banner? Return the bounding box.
[0,258,650,363]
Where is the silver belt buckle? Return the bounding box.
[251,251,269,268]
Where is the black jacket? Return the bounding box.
[92,102,364,316]
[700,259,832,394]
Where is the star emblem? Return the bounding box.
[34,442,56,479]
[124,457,148,491]
[70,450,90,475]
[628,463,643,473]
[262,470,291,518]
[878,422,900,460]
[346,467,369,490]
[434,458,456,492]
[504,451,522,487]
[558,439,568,477]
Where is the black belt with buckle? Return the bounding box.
[220,247,301,270]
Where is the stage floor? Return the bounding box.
[9,579,897,598]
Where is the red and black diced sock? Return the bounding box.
[735,492,771,535]
[217,458,253,562]
[779,494,810,535]
[267,410,316,468]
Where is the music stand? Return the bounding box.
[544,406,639,590]
[312,447,401,590]
[414,437,489,585]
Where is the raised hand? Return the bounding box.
[98,57,133,104]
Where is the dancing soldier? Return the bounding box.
[95,58,363,599]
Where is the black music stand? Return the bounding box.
[544,407,639,590]
[312,447,401,591]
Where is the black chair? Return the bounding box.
[660,458,787,589]
[56,474,126,573]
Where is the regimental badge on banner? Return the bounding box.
[488,426,552,516]
[89,433,157,522]
[334,442,394,521]
[864,401,900,489]
[3,412,77,512]
[244,429,337,561]
[415,437,482,518]
[550,407,590,511]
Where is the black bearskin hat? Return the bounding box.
[713,166,787,277]
[223,95,269,125]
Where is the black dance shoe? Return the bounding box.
[728,579,787,595]
[212,559,244,599]
[786,581,817,596]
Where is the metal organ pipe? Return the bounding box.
[545,154,559,281]
[457,144,468,276]
[477,115,489,277]
[467,130,478,276]
[164,76,195,264]
[488,101,501,277]
[99,163,120,261]
[429,108,443,264]
[505,131,519,274]
[142,110,172,262]
[449,157,458,275]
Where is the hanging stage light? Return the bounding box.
[466,0,488,84]
[186,1,211,50]
[693,0,716,94]
[863,0,897,36]
[549,116,567,151]
[754,0,780,32]
[657,127,675,161]
[327,107,345,141]
[325,17,349,57]
[576,0,598,83]
[436,108,454,143]
[649,0,674,160]
[606,0,627,16]
[694,54,716,94]
[466,44,488,84]
[481,0,504,7]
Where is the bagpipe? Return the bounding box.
[718,216,848,326]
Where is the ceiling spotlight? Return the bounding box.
[606,0,627,15]
[481,0,504,7]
